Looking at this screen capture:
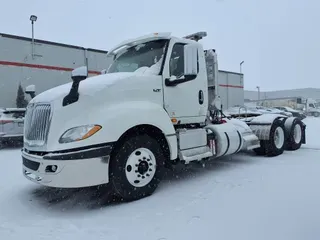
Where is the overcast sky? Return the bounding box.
[1,0,319,91]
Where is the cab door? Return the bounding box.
[162,41,208,125]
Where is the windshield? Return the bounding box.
[107,39,168,75]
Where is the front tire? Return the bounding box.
[109,134,165,201]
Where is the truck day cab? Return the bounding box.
[22,32,306,201]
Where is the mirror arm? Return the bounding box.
[184,74,197,81]
[63,66,88,107]
[26,92,36,99]
[165,78,179,87]
[165,74,197,87]
[62,80,81,107]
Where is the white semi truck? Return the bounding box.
[22,32,306,201]
[304,98,320,117]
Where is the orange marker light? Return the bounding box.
[171,118,177,123]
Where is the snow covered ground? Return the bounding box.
[1,117,320,240]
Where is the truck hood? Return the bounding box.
[30,72,138,103]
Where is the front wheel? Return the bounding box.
[109,134,165,201]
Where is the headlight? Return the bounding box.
[59,125,102,143]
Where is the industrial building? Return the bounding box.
[0,32,109,107]
[245,88,320,102]
[0,32,244,109]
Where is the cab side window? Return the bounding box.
[169,43,199,78]
[169,43,185,78]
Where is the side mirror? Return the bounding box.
[184,43,198,77]
[25,85,36,99]
[165,43,198,87]
[71,66,88,82]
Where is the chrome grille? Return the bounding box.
[24,103,52,146]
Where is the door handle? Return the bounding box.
[199,90,204,105]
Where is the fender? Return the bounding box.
[96,101,178,159]
[47,101,178,159]
[247,114,286,125]
[245,114,286,141]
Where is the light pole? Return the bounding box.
[30,15,37,59]
[256,86,260,103]
[240,61,244,73]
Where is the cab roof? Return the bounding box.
[107,32,206,56]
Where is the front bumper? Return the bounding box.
[22,144,112,188]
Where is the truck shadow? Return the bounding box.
[28,153,257,214]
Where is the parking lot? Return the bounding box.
[0,117,319,240]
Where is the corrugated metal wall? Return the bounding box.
[218,71,244,109]
[0,33,109,107]
[208,70,244,109]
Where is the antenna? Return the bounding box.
[183,32,207,42]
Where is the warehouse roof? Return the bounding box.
[0,32,108,54]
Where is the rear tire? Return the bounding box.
[109,134,165,202]
[285,118,303,151]
[254,119,286,157]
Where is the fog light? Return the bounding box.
[45,165,58,173]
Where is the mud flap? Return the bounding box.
[301,122,306,144]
